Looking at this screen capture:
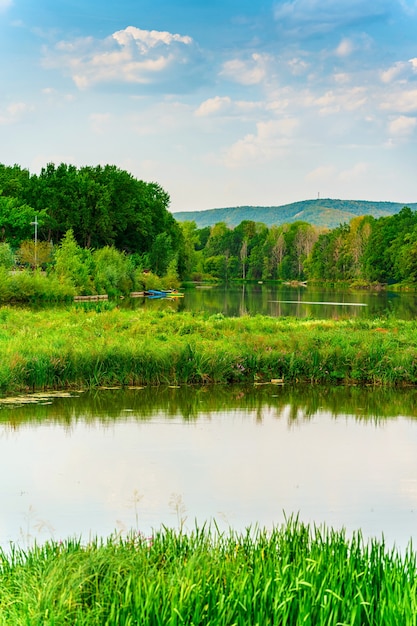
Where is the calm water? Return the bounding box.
[129,284,417,319]
[1,385,416,551]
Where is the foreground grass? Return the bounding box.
[0,305,416,393]
[0,521,416,625]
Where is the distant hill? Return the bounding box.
[172,199,417,229]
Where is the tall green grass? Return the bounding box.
[0,306,416,393]
[0,520,415,625]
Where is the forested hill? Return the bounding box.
[172,199,417,229]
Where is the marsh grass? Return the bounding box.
[0,307,416,393]
[0,520,416,625]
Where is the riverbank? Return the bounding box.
[0,306,416,394]
[0,520,415,624]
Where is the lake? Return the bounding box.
[1,384,416,551]
[129,284,417,319]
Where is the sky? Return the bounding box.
[1,0,417,213]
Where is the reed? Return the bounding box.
[0,520,415,624]
[0,307,417,393]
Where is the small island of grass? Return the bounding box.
[0,306,416,394]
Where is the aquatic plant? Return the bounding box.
[0,520,415,624]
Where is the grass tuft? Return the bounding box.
[0,520,415,624]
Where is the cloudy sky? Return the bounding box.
[1,0,417,213]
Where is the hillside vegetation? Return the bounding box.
[179,206,417,285]
[2,162,417,291]
[173,198,417,229]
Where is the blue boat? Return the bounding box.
[145,289,184,299]
[145,289,171,297]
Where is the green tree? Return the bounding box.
[306,224,351,281]
[178,221,199,279]
[17,240,53,269]
[0,197,48,249]
[345,216,372,278]
[204,255,228,280]
[203,222,231,258]
[195,226,211,251]
[93,246,134,296]
[0,163,30,198]
[23,163,181,261]
[262,225,288,279]
[397,226,417,282]
[240,239,248,280]
[0,242,15,269]
[150,232,174,276]
[361,208,417,283]
[53,229,93,293]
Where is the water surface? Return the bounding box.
[0,385,416,550]
[130,284,417,319]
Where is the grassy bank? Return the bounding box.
[0,520,416,625]
[0,306,417,393]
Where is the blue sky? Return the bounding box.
[1,0,417,213]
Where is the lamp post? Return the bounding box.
[31,215,38,269]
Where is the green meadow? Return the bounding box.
[0,305,416,394]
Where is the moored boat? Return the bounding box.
[144,289,184,298]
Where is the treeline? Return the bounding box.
[181,207,417,285]
[0,162,186,300]
[1,161,416,293]
[0,161,183,275]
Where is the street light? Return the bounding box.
[31,214,38,269]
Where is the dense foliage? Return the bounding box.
[181,207,417,285]
[2,161,417,288]
[0,520,416,625]
[0,162,182,285]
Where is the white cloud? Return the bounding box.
[288,57,309,75]
[335,38,354,57]
[310,90,340,113]
[338,162,369,182]
[307,162,369,184]
[220,53,271,85]
[112,26,192,50]
[380,57,417,84]
[306,165,337,181]
[380,88,417,112]
[333,73,351,84]
[0,102,32,125]
[195,96,233,117]
[388,115,416,136]
[380,61,409,83]
[43,25,199,91]
[195,96,262,118]
[307,87,367,114]
[266,96,291,113]
[223,117,299,167]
